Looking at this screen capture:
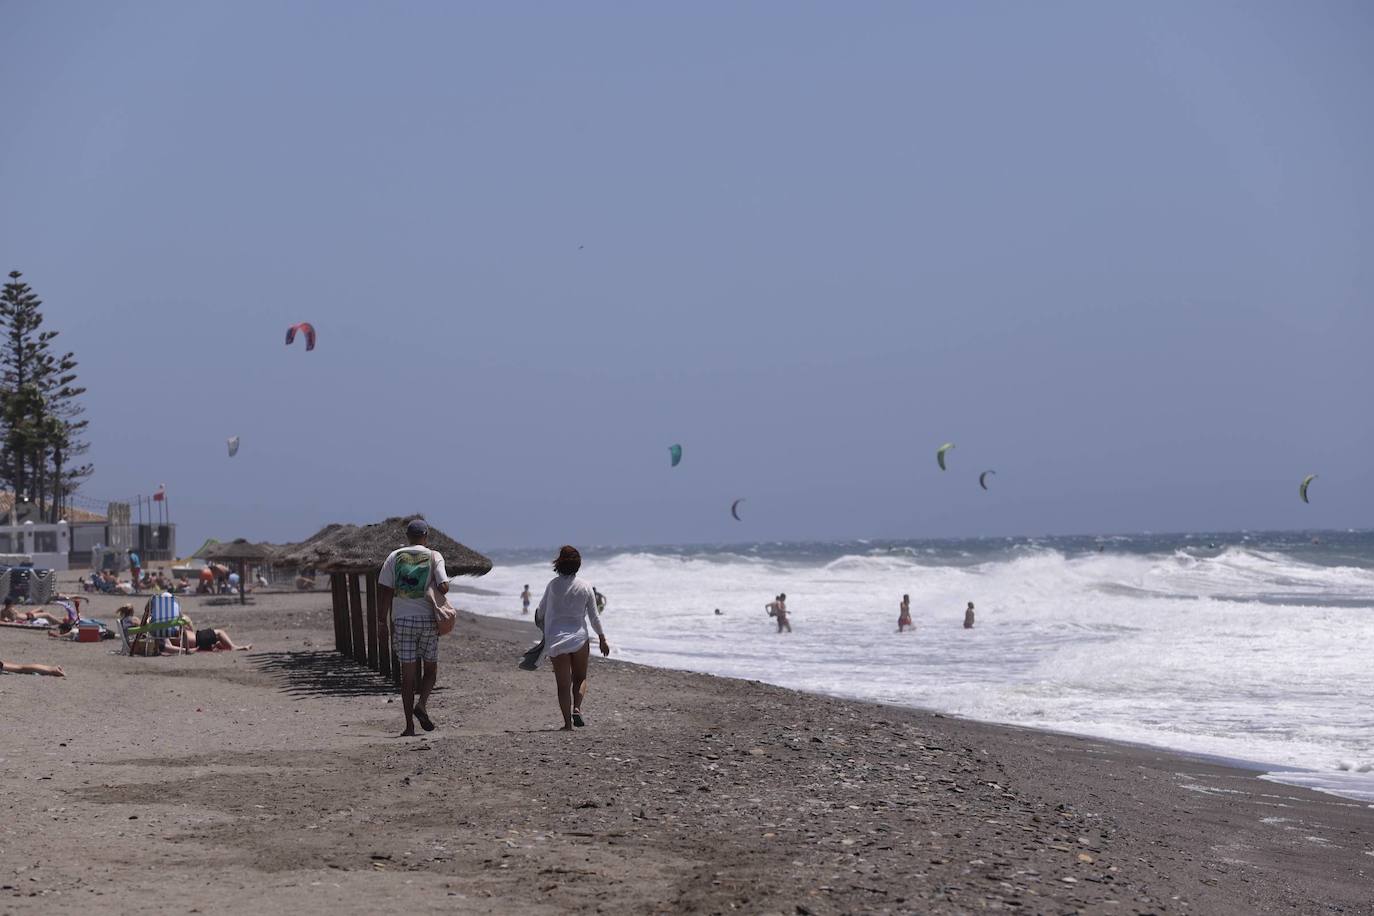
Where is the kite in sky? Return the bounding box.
[669,444,683,467]
[227,436,240,457]
[731,498,745,521]
[979,470,995,490]
[285,322,316,351]
[1300,474,1317,504]
[936,443,955,471]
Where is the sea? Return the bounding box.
[462,530,1374,805]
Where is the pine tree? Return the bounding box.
[0,271,93,519]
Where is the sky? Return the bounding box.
[1,1,1371,552]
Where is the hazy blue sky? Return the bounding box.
[2,1,1370,552]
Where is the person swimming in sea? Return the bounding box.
[963,601,975,629]
[898,594,912,633]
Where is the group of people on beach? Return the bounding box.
[1,588,251,679]
[379,521,610,736]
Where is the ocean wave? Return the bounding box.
[472,533,1374,801]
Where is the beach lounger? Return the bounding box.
[121,593,190,656]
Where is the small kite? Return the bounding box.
[285,322,316,351]
[227,436,240,458]
[669,444,683,467]
[979,470,995,490]
[1300,474,1317,504]
[936,442,955,471]
[731,498,745,521]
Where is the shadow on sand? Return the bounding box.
[252,650,398,699]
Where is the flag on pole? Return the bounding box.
[152,484,166,502]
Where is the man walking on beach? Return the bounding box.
[378,519,449,737]
[128,549,141,594]
[521,584,532,615]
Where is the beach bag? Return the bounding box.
[427,550,457,636]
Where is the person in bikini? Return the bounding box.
[165,615,252,652]
[765,593,791,633]
[898,594,912,632]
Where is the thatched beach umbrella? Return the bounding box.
[276,516,490,678]
[276,516,491,576]
[204,539,274,605]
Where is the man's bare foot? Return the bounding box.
[559,724,574,731]
[398,727,416,737]
[237,644,252,651]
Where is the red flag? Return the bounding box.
[152,484,166,502]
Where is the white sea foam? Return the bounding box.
[469,542,1374,803]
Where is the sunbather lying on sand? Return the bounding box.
[2,596,74,627]
[0,659,65,677]
[166,616,252,653]
[113,605,250,654]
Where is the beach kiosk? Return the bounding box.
[277,517,491,683]
[204,539,274,605]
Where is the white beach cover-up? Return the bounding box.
[535,575,605,659]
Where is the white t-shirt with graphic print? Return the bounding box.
[379,547,449,621]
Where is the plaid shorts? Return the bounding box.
[392,616,439,663]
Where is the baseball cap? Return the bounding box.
[406,519,429,538]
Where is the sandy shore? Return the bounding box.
[2,587,1371,915]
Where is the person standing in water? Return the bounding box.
[593,587,607,616]
[765,593,791,633]
[898,594,912,632]
[535,546,610,730]
[521,584,532,615]
[963,601,975,629]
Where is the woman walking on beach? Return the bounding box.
[535,546,610,730]
[898,594,912,632]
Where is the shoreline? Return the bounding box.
[3,588,1371,914]
[474,607,1374,807]
[464,603,1374,809]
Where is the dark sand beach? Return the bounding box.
[2,587,1370,915]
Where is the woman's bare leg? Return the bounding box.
[551,654,574,730]
[214,629,251,651]
[571,643,590,714]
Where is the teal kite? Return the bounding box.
[669,444,683,467]
[936,443,955,471]
[1300,474,1317,504]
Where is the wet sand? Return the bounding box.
[2,588,1371,914]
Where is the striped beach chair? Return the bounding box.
[121,592,190,656]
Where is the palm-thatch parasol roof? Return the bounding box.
[274,516,492,576]
[204,539,275,562]
[189,538,223,560]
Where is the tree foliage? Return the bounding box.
[0,271,93,521]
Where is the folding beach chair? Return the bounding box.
[121,592,190,656]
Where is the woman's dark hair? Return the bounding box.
[553,545,581,576]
